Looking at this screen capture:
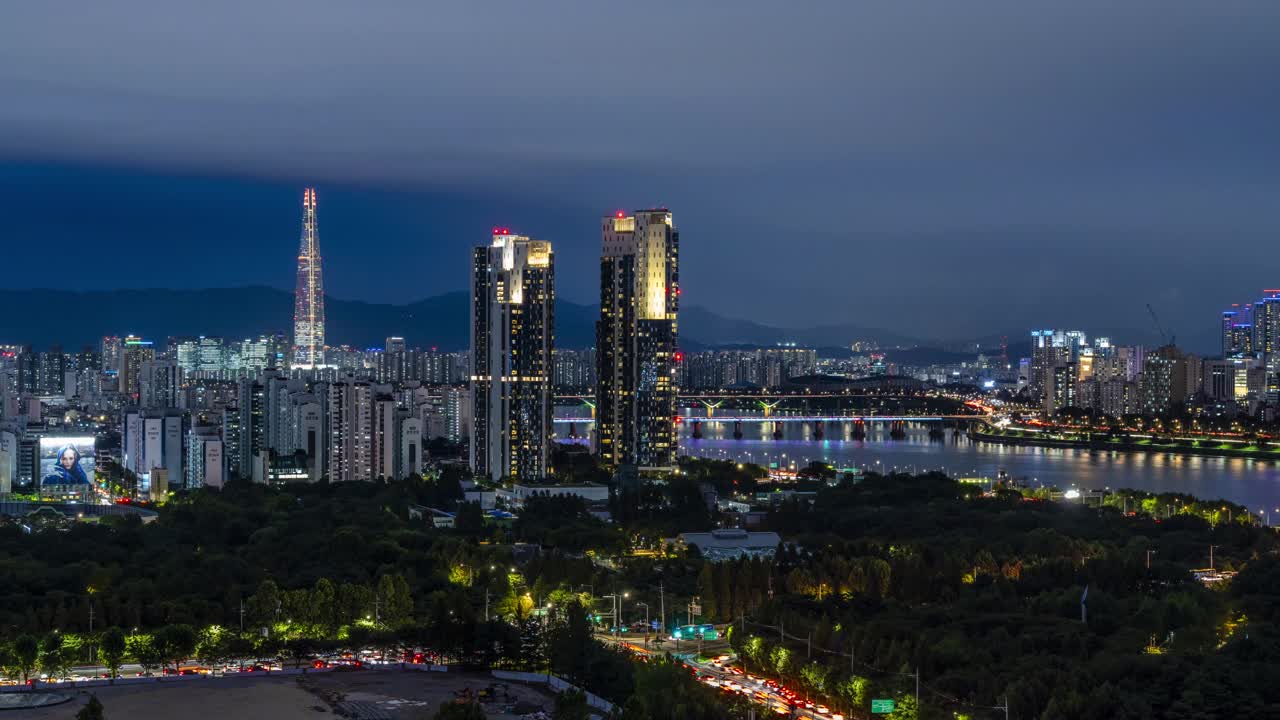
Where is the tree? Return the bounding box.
[547,601,594,684]
[310,578,337,634]
[377,574,414,627]
[453,501,485,536]
[887,694,918,720]
[284,638,317,669]
[154,624,198,670]
[800,661,830,694]
[619,658,731,720]
[75,695,105,720]
[11,634,38,683]
[127,634,163,675]
[246,579,282,631]
[98,627,127,680]
[769,645,792,677]
[39,632,69,678]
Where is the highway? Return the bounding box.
[595,631,851,720]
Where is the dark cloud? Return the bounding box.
[1,1,1278,348]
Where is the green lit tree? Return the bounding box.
[98,627,127,680]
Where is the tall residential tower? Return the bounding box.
[292,188,326,368]
[470,229,555,481]
[595,209,680,470]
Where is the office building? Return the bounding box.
[1029,330,1085,399]
[139,359,180,409]
[470,229,555,481]
[119,336,155,401]
[596,209,680,470]
[101,336,123,378]
[293,188,326,369]
[1221,305,1254,358]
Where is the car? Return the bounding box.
[816,706,830,715]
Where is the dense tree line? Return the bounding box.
[726,472,1280,718]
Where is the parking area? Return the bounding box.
[17,668,557,720]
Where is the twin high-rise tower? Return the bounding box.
[470,229,556,481]
[468,209,680,481]
[293,188,326,369]
[596,210,680,470]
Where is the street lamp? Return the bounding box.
[601,594,625,640]
[636,602,650,645]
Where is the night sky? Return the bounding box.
[2,1,1278,346]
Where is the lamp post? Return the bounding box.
[636,602,650,646]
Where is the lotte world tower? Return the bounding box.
[292,187,326,368]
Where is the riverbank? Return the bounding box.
[970,424,1280,462]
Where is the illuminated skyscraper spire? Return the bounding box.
[292,188,325,368]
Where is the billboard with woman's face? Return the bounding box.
[40,437,96,486]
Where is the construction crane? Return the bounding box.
[1146,303,1174,347]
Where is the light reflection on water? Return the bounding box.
[554,411,1280,512]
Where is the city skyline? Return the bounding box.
[4,6,1280,719]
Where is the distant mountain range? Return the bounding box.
[0,287,920,352]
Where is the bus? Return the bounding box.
[670,624,718,641]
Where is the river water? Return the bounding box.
[555,411,1280,514]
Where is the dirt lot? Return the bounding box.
[19,668,556,720]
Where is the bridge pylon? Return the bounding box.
[758,399,783,418]
[700,399,724,418]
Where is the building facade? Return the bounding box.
[293,188,326,368]
[470,230,555,481]
[595,210,679,470]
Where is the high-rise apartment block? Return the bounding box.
[470,229,555,481]
[595,210,680,471]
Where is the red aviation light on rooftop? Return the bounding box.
[616,210,625,218]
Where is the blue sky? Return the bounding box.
[1,1,1278,345]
